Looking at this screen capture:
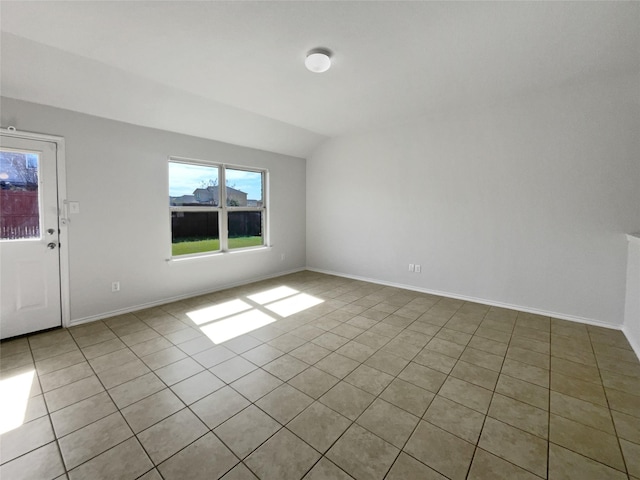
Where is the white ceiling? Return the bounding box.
[1,1,639,158]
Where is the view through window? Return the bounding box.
[0,150,40,241]
[169,159,266,257]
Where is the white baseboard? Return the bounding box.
[70,265,638,363]
[306,267,622,331]
[68,267,306,327]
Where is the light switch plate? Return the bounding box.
[69,201,80,214]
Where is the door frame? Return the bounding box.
[1,128,71,329]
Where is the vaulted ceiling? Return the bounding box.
[1,1,638,157]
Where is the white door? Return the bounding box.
[0,135,62,339]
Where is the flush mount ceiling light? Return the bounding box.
[305,48,332,73]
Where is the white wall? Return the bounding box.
[307,73,640,326]
[1,97,307,323]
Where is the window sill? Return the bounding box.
[166,245,272,264]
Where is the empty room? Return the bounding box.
[1,1,639,479]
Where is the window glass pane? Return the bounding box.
[225,168,263,207]
[1,150,40,240]
[228,211,263,249]
[169,162,220,206]
[171,211,219,256]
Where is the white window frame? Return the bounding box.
[168,156,268,260]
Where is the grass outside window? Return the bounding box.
[172,236,262,256]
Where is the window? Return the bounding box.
[1,151,40,240]
[169,158,266,257]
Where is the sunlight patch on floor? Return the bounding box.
[187,299,252,326]
[190,285,324,343]
[0,369,35,435]
[265,293,324,318]
[200,309,276,343]
[247,286,299,305]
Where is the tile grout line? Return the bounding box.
[462,306,514,480]
[34,333,69,480]
[104,314,244,480]
[81,311,259,479]
[67,318,206,478]
[546,324,634,477]
[66,323,148,478]
[587,327,631,478]
[547,318,552,480]
[0,331,68,475]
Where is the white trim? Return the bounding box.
[306,267,622,331]
[624,232,640,361]
[167,245,272,263]
[219,163,228,250]
[622,325,640,362]
[263,169,270,247]
[627,232,640,245]
[68,267,305,326]
[0,128,71,329]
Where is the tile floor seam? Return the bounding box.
[547,317,552,480]
[296,455,335,480]
[107,347,252,473]
[546,357,600,385]
[393,448,453,480]
[318,378,400,476]
[487,324,548,472]
[382,380,442,478]
[498,368,547,390]
[482,403,550,442]
[280,425,355,478]
[8,352,69,476]
[62,328,157,476]
[470,447,548,480]
[212,403,285,460]
[33,331,98,477]
[546,439,629,476]
[463,307,514,480]
[62,435,137,477]
[50,391,119,440]
[136,468,157,480]
[230,425,304,478]
[47,327,126,470]
[589,330,631,478]
[149,428,225,478]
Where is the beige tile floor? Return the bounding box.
[1,271,640,479]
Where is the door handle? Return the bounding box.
[47,242,57,250]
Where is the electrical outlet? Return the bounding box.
[281,253,286,261]
[111,281,120,292]
[415,264,421,273]
[408,264,414,272]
